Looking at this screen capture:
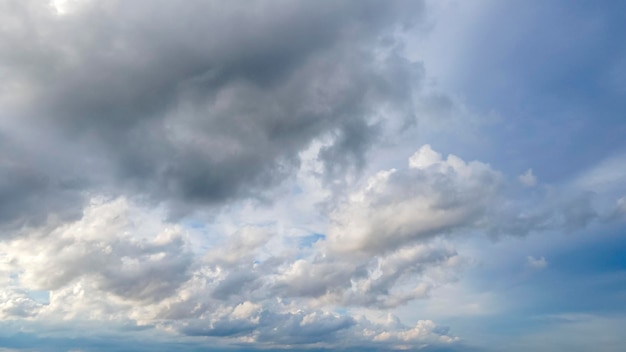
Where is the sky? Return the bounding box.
[0,0,625,351]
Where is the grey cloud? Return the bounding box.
[181,317,258,338]
[176,307,457,350]
[188,228,456,310]
[318,118,382,186]
[340,245,457,308]
[255,310,356,345]
[484,190,599,238]
[211,269,260,300]
[0,134,87,230]
[0,0,426,225]
[1,2,615,350]
[177,308,355,343]
[610,197,626,220]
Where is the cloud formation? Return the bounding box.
[0,0,425,226]
[527,256,548,270]
[0,195,460,349]
[0,142,603,350]
[327,144,502,254]
[0,1,622,351]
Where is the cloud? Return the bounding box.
[327,144,502,254]
[0,4,473,345]
[1,198,192,305]
[0,196,461,349]
[177,307,457,348]
[519,169,537,187]
[0,143,611,350]
[616,197,626,218]
[371,319,458,346]
[0,289,43,319]
[484,190,598,237]
[1,2,623,351]
[527,256,548,270]
[0,0,427,225]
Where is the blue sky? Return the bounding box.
[0,1,624,351]
[411,0,626,180]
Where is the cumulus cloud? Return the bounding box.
[0,289,43,319]
[270,241,459,309]
[0,142,609,350]
[1,198,192,304]
[370,319,458,346]
[0,1,619,351]
[327,144,502,254]
[176,308,457,348]
[0,196,460,349]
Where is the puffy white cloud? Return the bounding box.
[371,319,458,346]
[0,196,460,349]
[0,144,608,350]
[408,144,443,169]
[0,197,193,321]
[327,144,502,254]
[0,289,42,319]
[0,1,623,351]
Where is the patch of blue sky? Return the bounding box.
[181,219,206,230]
[298,233,326,248]
[396,218,626,351]
[26,290,49,305]
[291,184,303,195]
[415,0,626,184]
[474,226,625,306]
[333,307,348,316]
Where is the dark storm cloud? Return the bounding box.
[0,131,88,229]
[0,0,425,225]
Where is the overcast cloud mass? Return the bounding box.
[1,0,625,351]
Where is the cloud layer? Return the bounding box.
[0,0,425,227]
[0,142,605,350]
[0,1,623,351]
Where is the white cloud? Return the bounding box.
[49,0,87,15]
[0,1,623,351]
[527,256,548,270]
[0,195,461,349]
[0,141,609,350]
[571,153,626,194]
[372,319,458,345]
[0,197,193,322]
[617,197,626,216]
[408,144,442,169]
[327,144,502,254]
[0,289,43,319]
[519,168,537,187]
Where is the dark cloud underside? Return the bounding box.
[0,0,425,226]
